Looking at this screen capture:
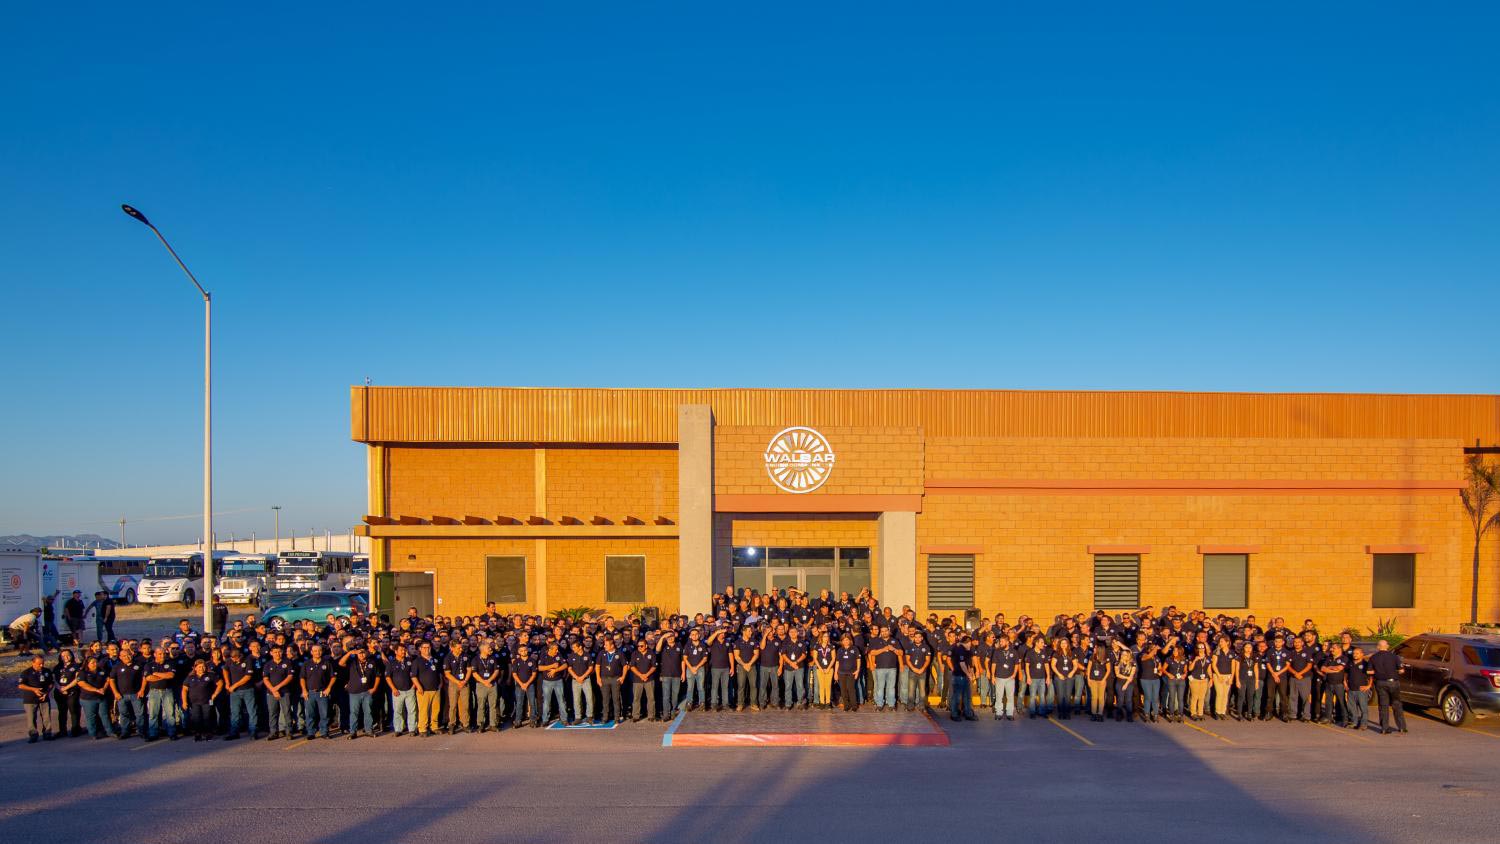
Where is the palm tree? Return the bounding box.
[1461,456,1500,624]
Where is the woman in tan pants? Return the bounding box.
[1085,646,1113,722]
[1187,646,1211,721]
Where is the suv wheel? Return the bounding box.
[1441,689,1473,727]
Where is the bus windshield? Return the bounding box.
[352,559,369,574]
[147,563,190,578]
[223,562,268,575]
[277,561,321,575]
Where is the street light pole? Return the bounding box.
[272,505,281,554]
[121,203,214,634]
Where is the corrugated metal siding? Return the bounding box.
[351,387,1500,444]
[927,555,975,610]
[1093,555,1141,610]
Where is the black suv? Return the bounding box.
[1393,633,1500,726]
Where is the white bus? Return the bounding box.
[215,554,277,605]
[138,551,232,608]
[267,550,354,606]
[347,554,370,592]
[95,556,150,603]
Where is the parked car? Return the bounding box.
[1394,633,1500,726]
[259,590,368,627]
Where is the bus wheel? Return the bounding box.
[182,589,195,609]
[123,589,136,604]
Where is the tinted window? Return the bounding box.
[1372,553,1416,608]
[1393,639,1426,660]
[605,555,647,603]
[1424,641,1451,662]
[1461,646,1500,668]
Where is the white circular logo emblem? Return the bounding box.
[764,427,836,493]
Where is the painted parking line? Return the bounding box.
[1459,726,1500,741]
[129,739,166,751]
[284,738,310,750]
[1044,716,1094,747]
[1182,720,1235,745]
[1308,720,1375,743]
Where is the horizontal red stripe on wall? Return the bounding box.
[1087,545,1151,555]
[925,479,1463,496]
[1366,544,1427,554]
[920,544,983,555]
[1197,545,1262,554]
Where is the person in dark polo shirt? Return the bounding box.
[990,633,1020,720]
[596,638,626,723]
[734,628,760,711]
[682,628,709,712]
[18,655,54,743]
[180,659,221,741]
[300,643,337,739]
[867,627,900,712]
[385,643,417,736]
[903,632,933,712]
[471,641,503,732]
[704,627,731,712]
[628,639,658,722]
[539,642,568,726]
[567,641,596,725]
[442,640,473,735]
[659,631,687,717]
[107,649,147,739]
[411,642,443,737]
[835,634,862,712]
[781,627,810,710]
[262,645,296,740]
[344,648,377,739]
[510,643,540,728]
[221,648,259,740]
[1346,646,1373,731]
[143,647,178,741]
[756,628,782,711]
[1368,640,1408,734]
[77,655,113,739]
[1287,639,1315,722]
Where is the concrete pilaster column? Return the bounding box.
[879,510,917,610]
[678,404,714,616]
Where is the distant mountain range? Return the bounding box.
[0,534,121,552]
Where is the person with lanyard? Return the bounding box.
[1050,638,1081,721]
[342,647,378,739]
[260,644,296,740]
[812,632,836,709]
[781,626,810,710]
[385,643,418,736]
[181,658,222,741]
[1022,636,1051,719]
[52,649,82,737]
[596,637,628,723]
[76,654,113,739]
[1162,645,1187,723]
[1112,648,1138,722]
[733,627,760,711]
[18,654,55,743]
[108,647,147,739]
[470,641,503,732]
[142,646,178,741]
[1318,643,1350,725]
[681,628,709,712]
[566,640,596,725]
[300,643,337,739]
[1209,638,1236,720]
[834,633,862,712]
[409,641,443,737]
[1260,635,1289,721]
[902,629,933,713]
[537,641,569,726]
[989,633,1020,721]
[1083,643,1113,721]
[973,631,995,710]
[437,640,472,735]
[510,642,540,728]
[1367,639,1408,735]
[627,639,659,722]
[1345,645,1374,731]
[1234,641,1260,721]
[1184,645,1210,721]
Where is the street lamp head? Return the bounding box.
[120,204,152,227]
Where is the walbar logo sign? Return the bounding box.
[764,427,836,493]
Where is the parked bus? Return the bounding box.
[215,553,277,605]
[266,550,354,607]
[138,551,232,608]
[348,554,370,592]
[95,556,150,603]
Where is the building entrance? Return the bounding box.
[768,567,834,595]
[732,546,871,597]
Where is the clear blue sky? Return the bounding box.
[3,4,1497,545]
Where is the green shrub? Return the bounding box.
[1363,616,1405,647]
[550,606,601,622]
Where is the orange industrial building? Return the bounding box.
[352,387,1500,634]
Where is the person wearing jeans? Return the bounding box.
[1023,645,1051,719]
[1235,643,1261,722]
[903,638,932,712]
[1346,646,1373,730]
[1163,647,1188,722]
[734,631,759,710]
[1049,640,1079,720]
[470,644,503,731]
[108,652,148,738]
[567,642,596,724]
[221,649,259,740]
[947,640,976,721]
[344,650,378,738]
[144,649,178,740]
[1138,646,1162,722]
[262,646,296,739]
[299,645,336,738]
[682,630,709,711]
[77,656,113,738]
[781,629,809,709]
[511,645,541,727]
[627,640,658,722]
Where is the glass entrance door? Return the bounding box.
[769,571,801,593]
[768,568,835,594]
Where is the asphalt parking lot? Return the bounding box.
[2,705,1498,843]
